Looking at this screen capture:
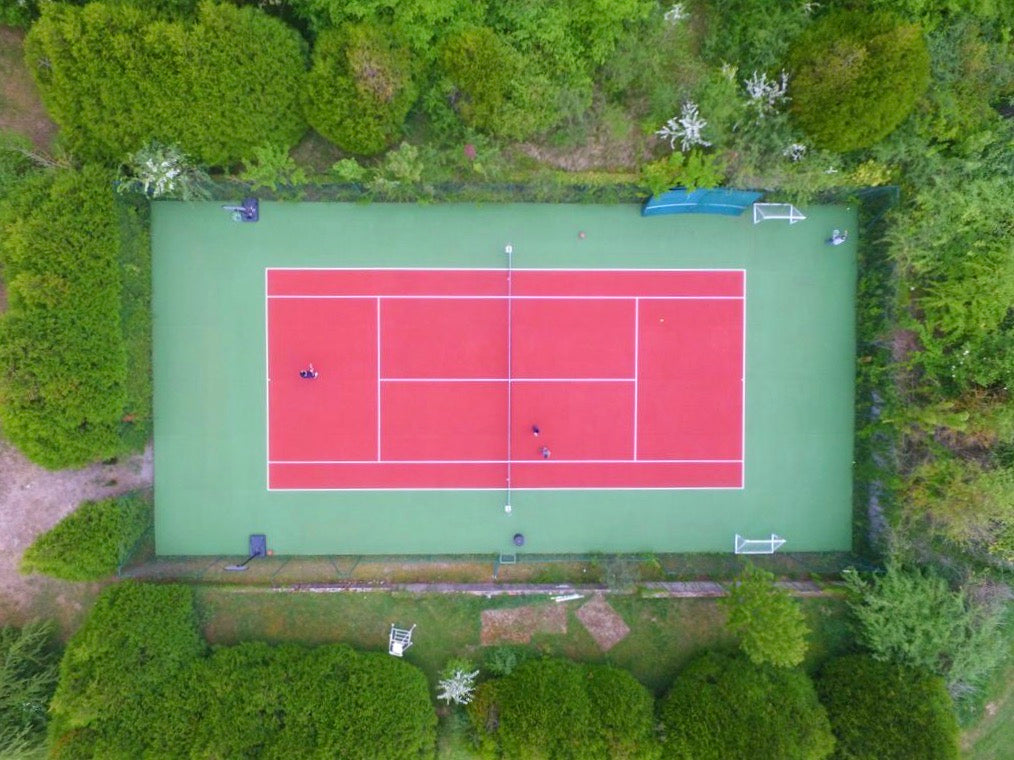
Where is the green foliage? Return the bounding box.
[481,645,535,677]
[885,165,1014,396]
[0,131,45,201]
[469,657,658,759]
[788,11,931,151]
[303,23,417,156]
[0,621,60,757]
[600,5,707,125]
[117,141,210,200]
[49,585,436,758]
[722,563,810,667]
[917,18,1014,148]
[0,0,40,27]
[48,583,204,755]
[659,651,835,760]
[0,166,128,469]
[241,144,309,195]
[20,492,151,581]
[25,1,307,165]
[905,457,1014,562]
[641,149,725,195]
[700,0,811,73]
[843,564,1008,698]
[817,654,959,760]
[434,26,543,140]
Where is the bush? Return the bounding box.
[659,651,835,760]
[48,585,437,758]
[435,26,543,140]
[0,621,60,757]
[48,583,204,756]
[0,167,127,468]
[25,1,307,165]
[722,563,810,667]
[468,657,658,759]
[843,564,1008,698]
[788,11,930,151]
[700,0,811,73]
[20,492,151,581]
[817,654,959,760]
[304,23,417,156]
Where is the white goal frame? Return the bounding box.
[734,534,786,554]
[752,203,806,224]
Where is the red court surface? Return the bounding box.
[267,268,744,490]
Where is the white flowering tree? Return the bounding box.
[118,141,210,200]
[437,664,479,705]
[744,70,790,117]
[663,3,687,24]
[656,101,712,152]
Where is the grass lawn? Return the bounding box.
[196,588,851,693]
[197,587,852,758]
[961,619,1014,760]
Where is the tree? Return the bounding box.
[437,658,478,705]
[721,563,810,667]
[25,1,307,165]
[817,654,959,760]
[303,22,418,156]
[659,651,834,760]
[788,10,930,151]
[842,564,1007,697]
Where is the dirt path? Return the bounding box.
[0,438,152,633]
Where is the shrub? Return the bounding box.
[0,167,127,468]
[303,23,417,156]
[700,0,811,73]
[48,583,204,756]
[721,562,810,667]
[25,1,307,165]
[817,654,959,760]
[435,26,543,140]
[468,658,657,758]
[0,621,60,757]
[20,492,152,581]
[659,651,835,760]
[843,564,1008,698]
[788,11,930,151]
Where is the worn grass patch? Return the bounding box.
[0,27,57,149]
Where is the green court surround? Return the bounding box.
[152,202,856,557]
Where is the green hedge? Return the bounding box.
[469,657,658,758]
[303,23,418,156]
[817,654,959,760]
[25,1,307,165]
[658,651,835,760]
[0,166,127,469]
[789,11,930,151]
[20,492,152,581]
[49,583,437,758]
[0,621,60,757]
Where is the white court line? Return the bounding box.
[741,270,747,487]
[268,485,746,492]
[268,294,744,301]
[633,298,639,461]
[379,377,634,383]
[267,266,746,273]
[264,269,271,490]
[376,298,381,461]
[270,459,742,465]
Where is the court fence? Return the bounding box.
[129,182,900,582]
[118,547,878,587]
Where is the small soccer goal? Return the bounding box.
[752,203,806,224]
[734,534,786,554]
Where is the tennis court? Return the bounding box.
[152,202,856,556]
[267,267,743,490]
